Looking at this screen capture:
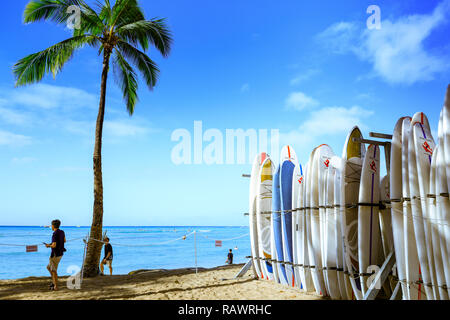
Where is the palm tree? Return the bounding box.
[13,0,172,277]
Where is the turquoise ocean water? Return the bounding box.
[0,226,251,280]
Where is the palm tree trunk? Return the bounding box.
[83,48,112,277]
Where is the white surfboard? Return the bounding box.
[298,162,314,292]
[390,117,410,299]
[256,156,275,281]
[333,157,351,299]
[436,107,450,298]
[309,144,334,296]
[249,153,266,279]
[409,112,435,299]
[323,156,342,299]
[358,144,382,296]
[429,143,448,300]
[292,162,303,289]
[402,116,425,300]
[341,127,366,300]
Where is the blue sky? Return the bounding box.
[0,0,449,226]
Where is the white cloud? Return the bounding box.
[290,69,321,85]
[0,130,32,146]
[7,84,97,110]
[0,106,30,125]
[279,105,374,161]
[65,119,150,138]
[285,91,319,111]
[241,83,250,93]
[11,157,37,164]
[316,0,450,84]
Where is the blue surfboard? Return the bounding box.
[272,164,288,284]
[281,159,296,287]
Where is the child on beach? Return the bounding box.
[44,219,66,291]
[226,249,233,265]
[100,237,113,275]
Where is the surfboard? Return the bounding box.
[280,145,298,287]
[358,144,382,296]
[298,162,314,292]
[341,126,365,300]
[256,156,275,281]
[435,108,450,299]
[323,156,342,299]
[409,112,435,299]
[333,157,351,299]
[401,116,424,300]
[309,144,333,296]
[249,153,266,279]
[390,117,410,299]
[271,164,284,284]
[292,162,303,289]
[429,142,448,300]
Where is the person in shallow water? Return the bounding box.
[100,237,113,275]
[226,249,233,265]
[44,219,66,291]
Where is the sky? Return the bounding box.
[0,0,449,226]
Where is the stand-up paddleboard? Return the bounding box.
[379,175,394,261]
[323,156,342,299]
[358,144,382,296]
[409,112,435,299]
[292,162,303,289]
[390,117,410,300]
[249,153,266,279]
[436,109,449,298]
[256,156,275,281]
[429,143,448,300]
[298,162,315,292]
[402,117,424,300]
[333,157,351,299]
[280,145,298,287]
[272,164,285,284]
[309,144,333,296]
[341,126,365,300]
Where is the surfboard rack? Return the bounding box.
[234,259,255,279]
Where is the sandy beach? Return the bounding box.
[0,264,326,300]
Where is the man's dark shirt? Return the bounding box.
[227,252,233,264]
[104,243,113,260]
[51,229,65,258]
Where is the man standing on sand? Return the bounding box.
[100,237,113,275]
[45,219,66,291]
[226,249,233,265]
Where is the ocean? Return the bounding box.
[0,226,251,280]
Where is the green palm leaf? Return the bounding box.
[13,35,99,86]
[113,50,138,115]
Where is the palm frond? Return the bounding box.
[117,41,159,90]
[24,0,85,24]
[113,49,138,115]
[13,35,99,86]
[111,0,144,29]
[116,18,172,56]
